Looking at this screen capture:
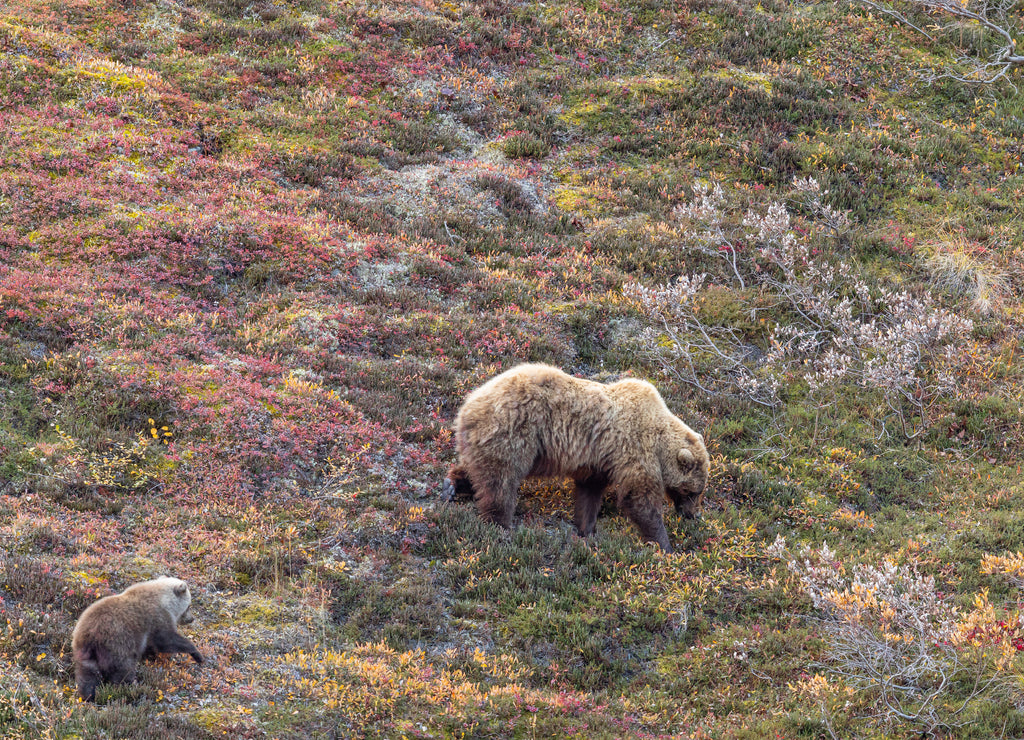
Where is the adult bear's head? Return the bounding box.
[660,424,709,519]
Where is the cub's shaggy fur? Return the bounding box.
[443,363,709,552]
[72,577,203,701]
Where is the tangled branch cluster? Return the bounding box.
[854,0,1024,88]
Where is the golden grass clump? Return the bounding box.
[925,236,1009,316]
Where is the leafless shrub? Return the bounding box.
[791,176,852,243]
[770,537,1003,736]
[624,273,782,408]
[852,0,1024,88]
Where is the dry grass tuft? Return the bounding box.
[925,237,1009,315]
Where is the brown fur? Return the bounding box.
[443,364,709,552]
[71,577,203,701]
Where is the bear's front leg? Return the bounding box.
[616,475,674,553]
[150,629,204,664]
[104,663,138,687]
[628,506,672,553]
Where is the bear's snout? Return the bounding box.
[676,504,700,520]
[673,493,703,520]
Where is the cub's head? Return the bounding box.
[660,423,710,520]
[151,577,194,625]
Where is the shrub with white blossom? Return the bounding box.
[624,178,973,439]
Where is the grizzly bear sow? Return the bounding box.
[443,363,709,552]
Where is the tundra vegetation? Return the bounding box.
[1,0,1023,737]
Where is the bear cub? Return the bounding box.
[444,363,709,552]
[72,576,203,701]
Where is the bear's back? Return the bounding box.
[456,363,618,470]
[461,364,610,419]
[73,584,176,650]
[605,378,672,421]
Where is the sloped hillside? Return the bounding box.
[1,0,1023,737]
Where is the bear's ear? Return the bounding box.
[678,448,696,468]
[173,583,188,598]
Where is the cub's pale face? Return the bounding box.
[165,580,193,623]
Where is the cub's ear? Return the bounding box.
[678,448,696,467]
[173,583,189,598]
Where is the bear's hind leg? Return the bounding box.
[75,662,102,702]
[441,465,475,502]
[104,662,137,687]
[573,473,608,538]
[468,464,524,529]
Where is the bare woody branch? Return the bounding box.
[853,0,1024,86]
